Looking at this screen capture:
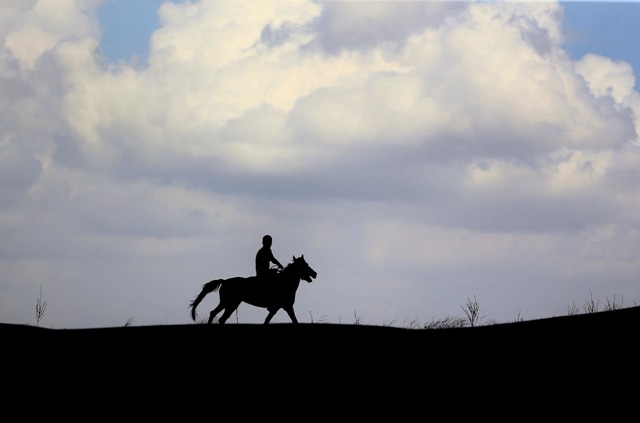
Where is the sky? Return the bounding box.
[2,0,640,328]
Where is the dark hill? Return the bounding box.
[6,305,637,360]
[5,306,636,397]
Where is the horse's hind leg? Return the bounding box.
[264,308,279,324]
[218,301,241,324]
[208,303,224,324]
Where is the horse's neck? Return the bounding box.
[279,267,301,288]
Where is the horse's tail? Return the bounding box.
[189,279,224,321]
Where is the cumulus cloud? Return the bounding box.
[2,0,101,70]
[310,1,464,53]
[2,0,640,327]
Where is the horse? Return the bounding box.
[189,255,317,324]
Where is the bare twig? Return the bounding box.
[35,286,47,327]
[583,290,599,314]
[514,311,524,323]
[353,310,362,325]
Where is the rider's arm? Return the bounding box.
[270,251,283,269]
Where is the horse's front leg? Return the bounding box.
[264,308,279,324]
[284,306,298,324]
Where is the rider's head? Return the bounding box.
[262,235,272,247]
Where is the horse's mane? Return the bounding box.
[275,258,302,279]
[281,260,294,271]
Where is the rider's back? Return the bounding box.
[255,246,273,277]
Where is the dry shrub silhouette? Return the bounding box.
[35,286,46,327]
[353,310,363,325]
[461,295,484,327]
[583,290,599,314]
[514,311,524,323]
[604,294,623,311]
[567,302,580,316]
[309,311,329,324]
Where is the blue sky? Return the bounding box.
[97,0,169,63]
[562,1,640,89]
[3,1,640,328]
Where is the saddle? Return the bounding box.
[258,267,280,281]
[252,267,280,283]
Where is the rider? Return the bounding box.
[255,235,283,279]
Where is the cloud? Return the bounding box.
[2,0,101,70]
[310,0,464,53]
[2,0,640,327]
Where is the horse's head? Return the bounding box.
[291,255,317,283]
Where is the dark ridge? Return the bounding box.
[5,305,638,352]
[6,303,638,335]
[5,306,636,392]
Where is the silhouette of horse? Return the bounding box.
[189,255,317,324]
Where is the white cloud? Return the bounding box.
[2,0,101,70]
[575,53,640,145]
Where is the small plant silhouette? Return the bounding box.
[403,318,421,329]
[514,311,524,323]
[353,310,362,325]
[309,311,328,324]
[461,295,484,327]
[423,316,466,329]
[193,316,210,324]
[35,286,47,327]
[567,302,580,316]
[583,290,599,314]
[603,294,623,311]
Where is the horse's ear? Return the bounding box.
[293,255,296,261]
[301,254,304,260]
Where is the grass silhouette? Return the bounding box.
[185,291,632,328]
[15,290,635,329]
[320,292,631,329]
[604,294,623,311]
